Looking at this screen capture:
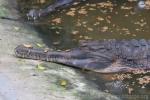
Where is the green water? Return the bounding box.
[17,0,150,100]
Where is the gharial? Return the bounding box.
[15,39,150,73]
[27,0,87,20]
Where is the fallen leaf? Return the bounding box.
[51,18,62,24]
[66,11,75,16]
[128,87,133,94]
[53,41,60,45]
[37,64,46,70]
[89,8,96,10]
[101,26,109,32]
[23,44,32,48]
[70,8,76,11]
[36,43,44,47]
[72,31,79,35]
[96,16,104,21]
[78,9,87,15]
[87,27,93,31]
[59,79,68,87]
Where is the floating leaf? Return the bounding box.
[72,31,79,35]
[87,27,93,31]
[66,11,75,16]
[89,8,96,11]
[51,18,62,24]
[96,16,104,21]
[53,41,60,45]
[78,9,87,15]
[128,87,133,94]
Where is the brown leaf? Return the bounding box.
[51,18,62,24]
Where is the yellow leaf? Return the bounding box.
[59,80,68,86]
[36,43,44,47]
[37,64,46,70]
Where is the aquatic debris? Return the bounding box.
[112,74,132,81]
[100,26,109,32]
[76,21,82,27]
[66,10,75,16]
[145,0,150,9]
[23,44,32,48]
[51,18,62,24]
[53,41,60,45]
[83,36,92,40]
[137,76,150,85]
[97,1,113,8]
[128,0,137,2]
[66,7,76,16]
[121,6,133,10]
[78,9,88,15]
[72,30,79,35]
[96,16,104,21]
[70,8,76,11]
[88,8,96,11]
[128,87,134,94]
[87,27,93,31]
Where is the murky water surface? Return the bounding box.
[17,0,150,100]
[17,0,150,48]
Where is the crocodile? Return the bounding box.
[27,0,87,20]
[15,39,150,73]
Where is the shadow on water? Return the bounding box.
[17,0,150,100]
